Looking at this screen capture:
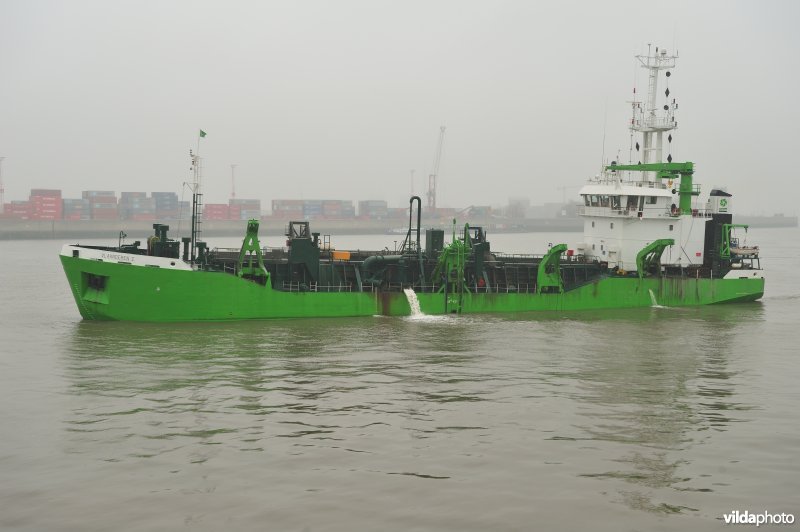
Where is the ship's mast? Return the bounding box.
[189,150,200,261]
[631,45,678,182]
[189,130,206,262]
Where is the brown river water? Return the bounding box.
[0,228,798,531]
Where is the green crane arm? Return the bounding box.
[720,223,749,259]
[635,238,674,278]
[605,162,698,214]
[537,244,567,294]
[608,162,694,175]
[238,219,269,284]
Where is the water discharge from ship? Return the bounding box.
[648,289,666,309]
[404,288,423,317]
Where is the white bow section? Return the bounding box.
[60,245,193,270]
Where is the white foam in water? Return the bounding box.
[403,288,423,317]
[648,289,666,309]
[402,288,458,322]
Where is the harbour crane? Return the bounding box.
[427,126,446,211]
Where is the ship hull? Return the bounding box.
[60,254,765,322]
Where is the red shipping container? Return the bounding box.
[30,189,62,198]
[31,195,60,203]
[7,202,32,217]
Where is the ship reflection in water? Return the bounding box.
[566,306,759,514]
[61,303,766,526]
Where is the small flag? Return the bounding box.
[199,130,207,138]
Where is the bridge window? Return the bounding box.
[647,196,657,204]
[610,222,614,229]
[669,224,674,231]
[591,221,595,228]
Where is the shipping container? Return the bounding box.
[273,208,304,219]
[203,204,230,218]
[31,212,62,220]
[88,197,118,205]
[31,196,61,204]
[83,190,115,199]
[272,199,304,210]
[6,207,31,219]
[230,198,261,206]
[156,210,180,220]
[31,196,60,203]
[63,198,90,208]
[30,189,62,198]
[152,192,179,205]
[90,204,119,219]
[120,191,147,199]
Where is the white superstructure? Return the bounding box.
[576,46,716,271]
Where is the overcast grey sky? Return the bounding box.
[1,0,798,215]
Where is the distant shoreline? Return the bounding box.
[0,215,795,241]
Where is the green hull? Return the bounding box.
[60,255,765,322]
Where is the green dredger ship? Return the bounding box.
[60,46,764,321]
